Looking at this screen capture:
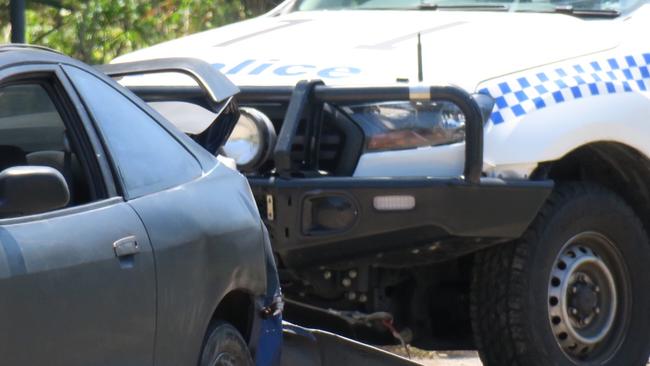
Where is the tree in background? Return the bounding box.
[0,0,279,64]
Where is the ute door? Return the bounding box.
[0,65,156,366]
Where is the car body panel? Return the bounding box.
[115,10,620,90]
[128,164,268,365]
[356,45,650,178]
[0,198,156,365]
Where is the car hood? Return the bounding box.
[114,10,623,91]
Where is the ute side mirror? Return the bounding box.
[0,166,70,218]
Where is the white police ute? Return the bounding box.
[114,1,650,365]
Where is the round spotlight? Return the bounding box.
[223,107,276,172]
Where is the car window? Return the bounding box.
[0,84,64,152]
[0,83,95,213]
[63,66,201,198]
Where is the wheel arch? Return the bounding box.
[205,289,256,344]
[531,141,650,231]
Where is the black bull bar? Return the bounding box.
[237,81,552,270]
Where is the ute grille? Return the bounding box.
[239,103,346,176]
[291,125,343,172]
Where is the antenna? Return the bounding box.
[417,32,423,82]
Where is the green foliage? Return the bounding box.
[0,0,279,64]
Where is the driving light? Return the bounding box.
[373,195,416,211]
[344,101,466,152]
[223,107,276,172]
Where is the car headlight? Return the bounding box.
[223,107,276,172]
[343,94,494,152]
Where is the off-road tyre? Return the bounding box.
[199,322,253,366]
[471,183,650,366]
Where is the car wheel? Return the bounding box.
[471,183,650,366]
[199,322,253,366]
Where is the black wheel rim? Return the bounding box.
[547,231,631,363]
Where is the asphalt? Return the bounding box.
[415,352,481,366]
[411,352,650,366]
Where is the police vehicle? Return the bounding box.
[115,1,650,365]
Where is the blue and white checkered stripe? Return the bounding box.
[478,53,650,125]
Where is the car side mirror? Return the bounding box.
[0,166,70,218]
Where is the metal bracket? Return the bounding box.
[274,80,324,178]
[266,194,275,221]
[408,85,431,101]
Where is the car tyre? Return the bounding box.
[471,183,650,366]
[199,322,254,366]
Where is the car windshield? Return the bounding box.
[296,0,646,14]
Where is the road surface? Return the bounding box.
[390,349,650,365]
[415,352,481,366]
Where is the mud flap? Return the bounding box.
[281,322,421,366]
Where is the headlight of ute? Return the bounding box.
[344,94,494,152]
[223,107,276,172]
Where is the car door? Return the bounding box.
[0,65,156,366]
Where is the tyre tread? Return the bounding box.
[470,183,643,366]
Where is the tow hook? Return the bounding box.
[261,295,284,318]
[362,312,411,359]
[382,317,411,359]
